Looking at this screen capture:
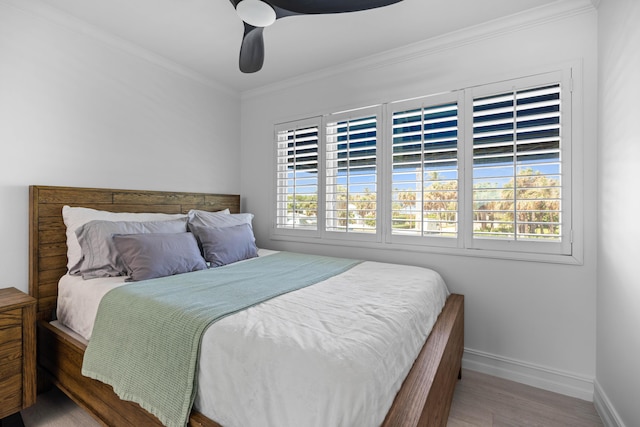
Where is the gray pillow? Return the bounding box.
[190,223,258,267]
[75,218,188,279]
[187,209,254,229]
[112,232,207,281]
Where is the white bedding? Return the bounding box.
[57,249,449,427]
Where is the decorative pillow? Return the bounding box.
[190,223,258,267]
[75,218,188,279]
[187,209,253,229]
[112,233,207,281]
[62,206,190,275]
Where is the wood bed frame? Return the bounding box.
[29,185,464,427]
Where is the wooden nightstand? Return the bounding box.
[0,288,36,423]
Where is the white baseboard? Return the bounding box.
[462,348,594,401]
[593,380,625,427]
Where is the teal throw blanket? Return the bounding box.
[81,252,361,427]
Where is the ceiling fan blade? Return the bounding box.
[239,23,265,73]
[268,0,403,14]
[272,4,300,19]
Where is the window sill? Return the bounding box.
[269,232,583,265]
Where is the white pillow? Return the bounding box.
[62,206,194,275]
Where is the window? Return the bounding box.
[273,68,575,260]
[275,118,321,234]
[390,92,462,248]
[325,107,381,239]
[466,72,570,255]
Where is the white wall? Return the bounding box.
[596,0,640,425]
[240,4,599,399]
[0,2,241,294]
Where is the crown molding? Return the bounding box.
[242,0,596,100]
[0,0,239,98]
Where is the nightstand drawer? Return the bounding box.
[0,359,22,418]
[0,337,22,365]
[0,288,36,419]
[0,307,22,324]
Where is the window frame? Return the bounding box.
[270,64,581,265]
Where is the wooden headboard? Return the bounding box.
[29,185,241,322]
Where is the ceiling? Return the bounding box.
[42,0,561,92]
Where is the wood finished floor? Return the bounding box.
[447,370,602,427]
[16,369,602,427]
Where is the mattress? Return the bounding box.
[56,249,449,427]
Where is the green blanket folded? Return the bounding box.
[81,251,361,427]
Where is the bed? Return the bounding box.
[28,185,464,427]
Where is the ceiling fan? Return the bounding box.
[229,0,405,73]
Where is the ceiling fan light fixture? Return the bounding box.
[231,0,406,73]
[236,0,276,27]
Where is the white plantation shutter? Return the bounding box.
[390,93,461,245]
[275,119,320,232]
[325,108,380,237]
[273,67,575,260]
[470,71,570,254]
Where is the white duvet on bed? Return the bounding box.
[57,249,449,427]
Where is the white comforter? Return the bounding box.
[57,250,449,427]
